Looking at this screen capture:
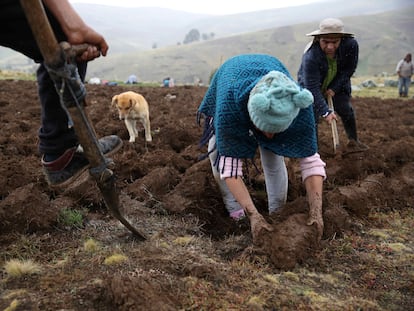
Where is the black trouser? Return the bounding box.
[315,93,358,142]
[0,0,87,155]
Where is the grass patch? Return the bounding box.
[58,208,85,228]
[4,259,41,277]
[104,254,128,265]
[351,75,407,99]
[0,70,35,81]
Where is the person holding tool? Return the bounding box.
[297,17,368,153]
[0,0,122,188]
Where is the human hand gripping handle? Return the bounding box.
[327,96,340,153]
[42,0,109,62]
[324,90,338,124]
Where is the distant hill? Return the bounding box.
[84,6,414,84]
[72,0,413,51]
[0,0,413,84]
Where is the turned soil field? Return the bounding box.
[1,80,413,310]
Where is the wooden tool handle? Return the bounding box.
[328,96,340,153]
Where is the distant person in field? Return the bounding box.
[163,77,170,87]
[197,54,326,243]
[126,74,138,84]
[297,18,368,154]
[0,0,122,188]
[395,53,413,97]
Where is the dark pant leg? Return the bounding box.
[37,63,87,155]
[0,1,86,155]
[333,93,358,141]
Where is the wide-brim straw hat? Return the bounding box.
[306,18,354,36]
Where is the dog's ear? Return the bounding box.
[111,95,118,107]
[130,98,137,107]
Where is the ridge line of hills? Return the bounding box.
[0,0,413,84]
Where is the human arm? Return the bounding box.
[323,38,358,124]
[396,60,403,77]
[218,156,273,242]
[225,177,274,243]
[304,175,324,241]
[300,153,326,241]
[299,49,331,118]
[42,0,108,61]
[328,37,359,95]
[225,177,258,217]
[323,91,338,124]
[218,155,265,219]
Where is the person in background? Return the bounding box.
[197,54,326,243]
[163,77,170,87]
[298,18,368,153]
[0,0,122,188]
[396,53,413,97]
[126,74,138,84]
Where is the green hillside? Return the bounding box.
[0,6,412,85]
[85,7,414,84]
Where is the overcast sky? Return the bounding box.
[69,0,324,15]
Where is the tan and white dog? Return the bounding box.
[111,91,152,143]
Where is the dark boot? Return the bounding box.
[42,135,122,187]
[345,139,369,154]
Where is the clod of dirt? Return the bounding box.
[323,205,351,238]
[326,173,385,217]
[0,183,58,233]
[107,274,178,311]
[254,213,319,269]
[127,166,180,201]
[162,159,214,212]
[401,162,414,185]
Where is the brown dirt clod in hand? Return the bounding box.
[254,213,318,269]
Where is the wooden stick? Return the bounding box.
[327,96,340,153]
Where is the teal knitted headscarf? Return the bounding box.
[248,71,314,133]
[197,54,318,160]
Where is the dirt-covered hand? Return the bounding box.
[307,208,324,242]
[249,212,273,245]
[304,176,324,242]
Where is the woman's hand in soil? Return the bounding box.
[307,207,324,242]
[249,212,274,245]
[304,175,324,242]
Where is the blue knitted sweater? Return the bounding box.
[198,54,317,161]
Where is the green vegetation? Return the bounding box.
[58,208,85,228]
